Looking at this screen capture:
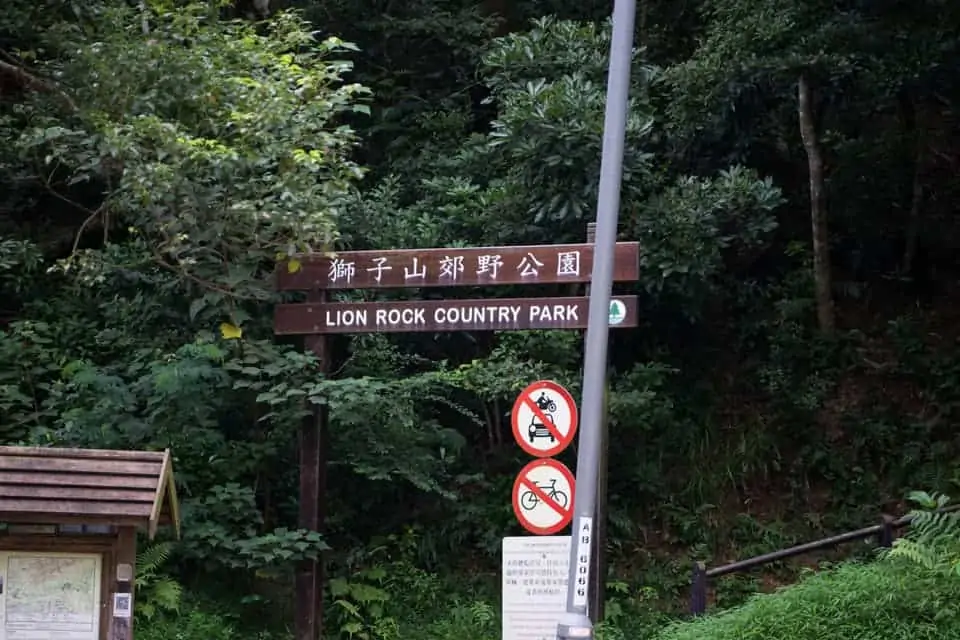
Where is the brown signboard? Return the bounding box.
[274,296,638,335]
[276,242,640,290]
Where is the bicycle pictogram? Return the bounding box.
[511,458,576,535]
[519,478,569,511]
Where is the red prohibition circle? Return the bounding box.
[511,380,579,458]
[511,458,576,535]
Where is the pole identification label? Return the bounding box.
[572,516,593,608]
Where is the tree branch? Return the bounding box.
[71,207,106,256]
[0,55,77,112]
[151,251,258,300]
[36,174,108,256]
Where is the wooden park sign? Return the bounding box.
[0,445,180,640]
[274,238,640,640]
[275,296,639,335]
[275,242,640,291]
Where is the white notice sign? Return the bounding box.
[502,536,570,640]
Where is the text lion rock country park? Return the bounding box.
[326,300,584,331]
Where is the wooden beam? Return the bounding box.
[296,290,329,640]
[0,499,151,516]
[0,446,164,461]
[108,527,137,640]
[0,486,156,501]
[0,471,158,489]
[0,455,162,475]
[0,512,144,527]
[164,450,182,540]
[148,450,171,540]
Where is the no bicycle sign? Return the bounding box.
[512,459,576,535]
[511,380,578,458]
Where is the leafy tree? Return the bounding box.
[4,2,368,325]
[664,0,960,332]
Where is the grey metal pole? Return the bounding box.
[583,223,609,626]
[557,1,636,639]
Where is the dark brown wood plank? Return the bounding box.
[316,406,330,638]
[0,512,144,527]
[100,546,116,640]
[5,523,57,534]
[149,450,177,540]
[276,242,640,290]
[297,297,325,640]
[0,499,152,517]
[297,405,321,640]
[109,527,137,640]
[0,455,162,476]
[0,486,156,502]
[0,472,159,489]
[0,536,117,555]
[274,296,639,335]
[0,446,165,462]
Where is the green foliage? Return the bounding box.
[663,0,863,141]
[136,601,245,640]
[888,491,960,576]
[657,560,960,640]
[136,542,183,621]
[7,2,369,321]
[329,567,396,640]
[469,17,657,234]
[0,238,42,294]
[323,535,503,640]
[633,166,783,304]
[180,483,330,574]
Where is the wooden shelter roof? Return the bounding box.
[0,446,180,539]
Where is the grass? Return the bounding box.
[655,558,960,640]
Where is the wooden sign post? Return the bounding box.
[274,240,641,640]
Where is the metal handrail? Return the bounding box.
[689,505,960,615]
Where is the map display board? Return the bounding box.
[0,553,101,640]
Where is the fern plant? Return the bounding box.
[887,490,960,576]
[135,541,183,621]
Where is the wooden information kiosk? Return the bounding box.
[0,446,180,640]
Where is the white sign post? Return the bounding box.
[502,536,571,640]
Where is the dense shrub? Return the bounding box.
[137,607,237,640]
[656,559,960,640]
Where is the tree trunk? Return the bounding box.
[483,0,513,36]
[798,72,834,333]
[639,0,649,50]
[898,94,925,275]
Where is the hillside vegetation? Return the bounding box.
[658,559,960,640]
[1,0,958,638]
